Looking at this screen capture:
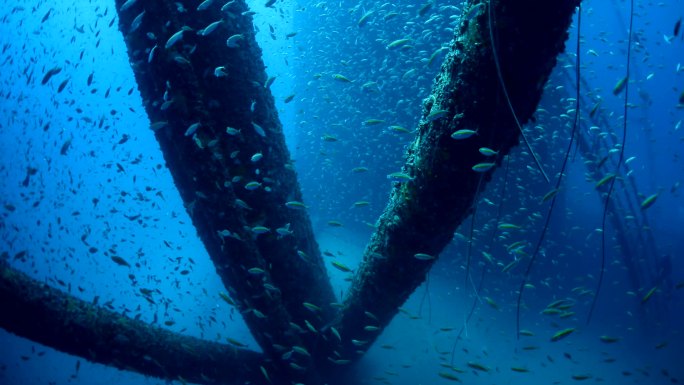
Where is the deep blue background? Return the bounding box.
[1,0,682,384]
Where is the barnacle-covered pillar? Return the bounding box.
[113,0,336,381]
[0,258,264,384]
[323,0,580,369]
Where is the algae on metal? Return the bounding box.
[0,256,265,384]
[327,0,580,367]
[113,2,336,382]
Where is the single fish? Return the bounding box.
[285,201,307,209]
[427,47,447,67]
[119,0,138,12]
[225,126,240,135]
[165,29,185,49]
[550,327,576,342]
[674,17,681,37]
[363,118,385,126]
[251,122,266,137]
[226,34,245,48]
[357,10,374,27]
[467,361,489,372]
[251,226,270,234]
[426,108,448,121]
[130,11,145,32]
[612,76,628,96]
[450,129,477,140]
[472,162,495,172]
[197,0,214,11]
[214,66,229,78]
[438,372,460,382]
[244,181,261,190]
[264,75,276,89]
[641,286,658,304]
[387,171,413,182]
[56,78,69,93]
[41,67,62,85]
[199,20,223,36]
[387,38,411,49]
[185,122,201,137]
[595,173,616,188]
[302,302,321,312]
[388,125,412,134]
[478,147,498,156]
[332,73,352,83]
[331,260,352,272]
[414,253,435,261]
[599,335,620,343]
[640,193,658,210]
[111,256,131,267]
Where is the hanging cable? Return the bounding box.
[587,0,633,324]
[515,4,583,339]
[450,155,511,365]
[488,0,550,183]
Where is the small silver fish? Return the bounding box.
[214,66,228,78]
[226,34,245,48]
[251,226,270,234]
[244,181,261,190]
[387,172,413,182]
[120,0,138,12]
[276,223,293,237]
[185,122,201,137]
[165,29,184,49]
[426,108,449,121]
[197,0,214,11]
[251,122,266,137]
[199,20,223,36]
[130,11,145,32]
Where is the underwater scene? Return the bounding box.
[1,0,683,384]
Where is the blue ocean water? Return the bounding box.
[0,0,682,384]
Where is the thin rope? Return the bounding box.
[587,0,632,324]
[515,4,582,339]
[488,0,550,183]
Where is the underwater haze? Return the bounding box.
[1,0,683,384]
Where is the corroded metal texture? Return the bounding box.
[0,258,264,384]
[113,1,336,381]
[326,0,580,368]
